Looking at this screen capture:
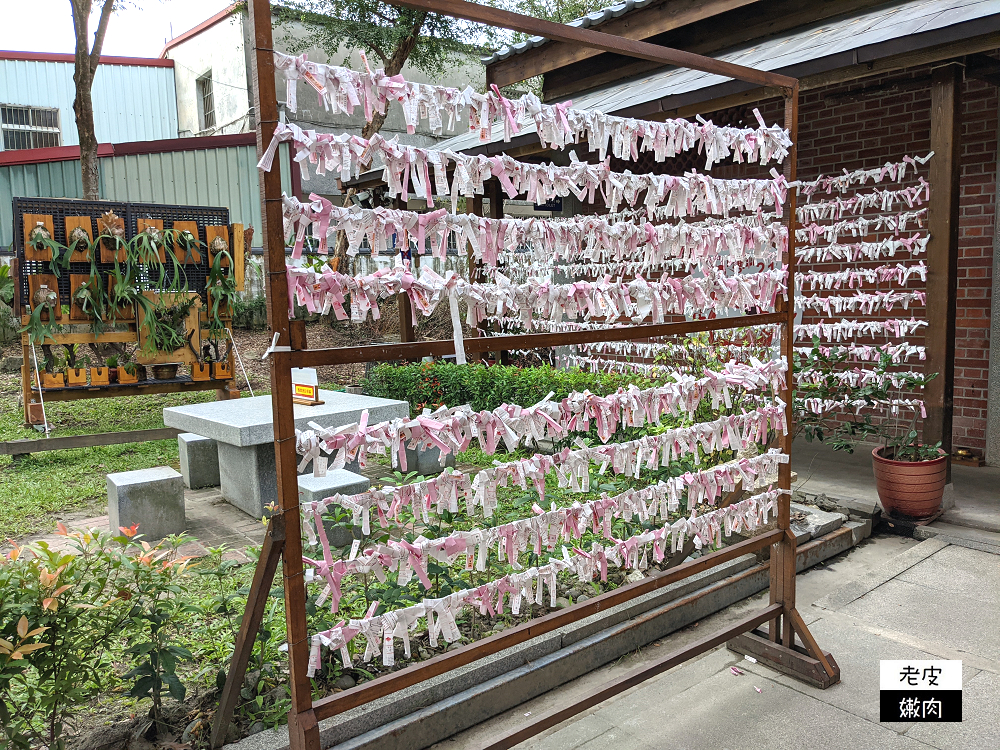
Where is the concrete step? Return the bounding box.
[914,521,1000,554]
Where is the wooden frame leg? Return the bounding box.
[211,517,286,748]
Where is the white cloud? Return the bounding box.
[0,0,233,58]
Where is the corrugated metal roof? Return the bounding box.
[455,0,1000,155]
[0,144,290,248]
[0,58,177,147]
[483,0,657,65]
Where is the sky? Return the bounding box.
[0,0,235,58]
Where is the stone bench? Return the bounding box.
[297,469,371,505]
[404,445,457,476]
[178,433,220,489]
[107,466,185,541]
[163,390,408,518]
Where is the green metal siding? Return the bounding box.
[2,144,291,248]
[1,160,83,250]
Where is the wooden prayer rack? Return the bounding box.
[210,1,839,748]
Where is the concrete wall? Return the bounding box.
[166,9,485,195]
[0,58,178,147]
[166,16,253,137]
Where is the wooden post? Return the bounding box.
[397,198,416,346]
[925,63,962,473]
[486,180,508,365]
[246,0,318,748]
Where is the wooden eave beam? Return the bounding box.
[967,52,1000,86]
[388,0,796,90]
[539,0,997,102]
[487,0,758,89]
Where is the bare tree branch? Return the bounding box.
[90,0,116,72]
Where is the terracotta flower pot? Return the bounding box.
[872,446,948,520]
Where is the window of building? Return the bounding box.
[197,72,216,131]
[0,105,61,150]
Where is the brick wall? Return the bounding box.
[792,66,997,451]
[579,62,996,451]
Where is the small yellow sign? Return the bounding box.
[294,383,317,400]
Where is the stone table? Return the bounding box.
[163,391,408,517]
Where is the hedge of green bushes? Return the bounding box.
[363,362,655,415]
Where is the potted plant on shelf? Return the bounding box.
[140,295,200,380]
[794,338,940,520]
[191,349,212,381]
[91,360,110,386]
[41,348,65,389]
[119,358,140,384]
[65,344,87,386]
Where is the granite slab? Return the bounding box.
[163,391,409,446]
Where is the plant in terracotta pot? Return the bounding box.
[794,338,940,520]
[106,355,119,384]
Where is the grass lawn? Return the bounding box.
[0,374,358,540]
[0,388,218,539]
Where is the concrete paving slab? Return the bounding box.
[813,539,947,612]
[906,670,1000,750]
[839,578,1000,662]
[746,614,982,730]
[896,543,1000,604]
[914,522,1000,554]
[791,502,847,540]
[556,660,936,750]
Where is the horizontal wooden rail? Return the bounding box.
[387,0,797,90]
[1,427,182,456]
[286,312,786,368]
[483,602,784,749]
[312,528,781,721]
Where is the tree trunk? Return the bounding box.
[74,78,100,199]
[70,0,114,201]
[331,12,428,264]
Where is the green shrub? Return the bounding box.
[363,362,656,416]
[231,293,268,330]
[0,526,194,749]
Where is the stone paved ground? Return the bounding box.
[434,536,1000,750]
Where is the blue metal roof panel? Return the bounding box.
[0,59,177,147]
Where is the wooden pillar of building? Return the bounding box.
[924,63,962,472]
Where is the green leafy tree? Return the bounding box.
[274,0,492,139]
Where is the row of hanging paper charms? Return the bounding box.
[272,51,792,169]
[303,487,787,673]
[259,124,789,214]
[293,360,786,478]
[281,192,786,266]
